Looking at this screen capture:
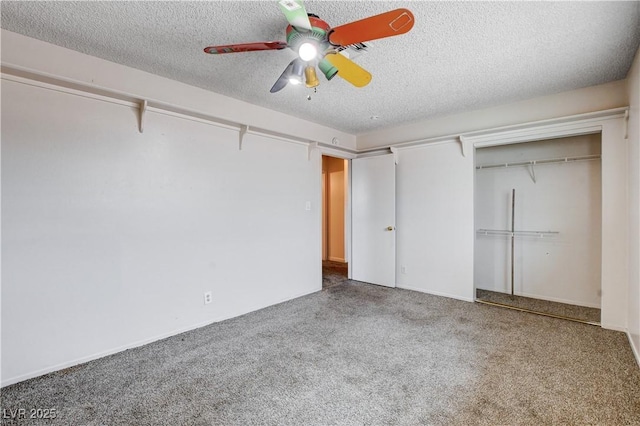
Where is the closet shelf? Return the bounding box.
[476,229,559,238]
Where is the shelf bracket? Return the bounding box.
[138,100,147,133]
[624,109,629,139]
[308,142,318,161]
[238,125,249,150]
[528,161,537,183]
[390,147,399,165]
[458,136,469,158]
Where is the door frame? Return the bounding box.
[321,154,350,266]
[472,133,603,312]
[464,113,627,330]
[319,150,355,280]
[318,147,396,283]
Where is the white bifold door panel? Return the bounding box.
[351,154,396,287]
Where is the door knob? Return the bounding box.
[386,226,395,231]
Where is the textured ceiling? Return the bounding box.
[2,1,639,135]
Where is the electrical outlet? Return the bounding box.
[204,291,212,305]
[401,266,407,274]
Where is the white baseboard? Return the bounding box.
[600,323,627,332]
[475,288,601,309]
[519,292,601,309]
[0,319,208,387]
[627,331,640,369]
[397,284,474,303]
[1,287,319,388]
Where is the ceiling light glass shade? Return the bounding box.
[318,58,338,81]
[298,42,318,62]
[304,65,320,88]
[289,60,305,85]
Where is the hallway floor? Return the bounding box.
[322,260,348,289]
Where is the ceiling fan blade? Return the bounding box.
[324,53,372,88]
[328,8,414,46]
[270,60,297,93]
[204,41,288,54]
[278,0,312,31]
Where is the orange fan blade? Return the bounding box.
[328,8,414,47]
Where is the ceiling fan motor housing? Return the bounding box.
[286,16,337,80]
[286,16,329,58]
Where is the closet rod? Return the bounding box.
[476,154,600,170]
[476,229,559,237]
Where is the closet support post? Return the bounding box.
[511,188,515,296]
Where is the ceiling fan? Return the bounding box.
[204,0,414,93]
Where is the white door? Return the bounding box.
[351,154,396,287]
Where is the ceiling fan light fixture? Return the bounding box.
[288,60,305,86]
[298,42,318,61]
[304,65,320,88]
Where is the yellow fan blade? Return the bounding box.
[324,53,372,88]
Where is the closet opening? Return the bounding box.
[322,155,349,289]
[474,133,602,325]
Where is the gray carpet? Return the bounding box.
[477,289,601,324]
[2,281,639,425]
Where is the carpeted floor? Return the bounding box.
[2,281,639,425]
[476,289,601,324]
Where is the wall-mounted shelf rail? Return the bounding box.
[1,64,350,160]
[476,229,559,238]
[476,154,600,170]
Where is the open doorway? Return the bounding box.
[474,133,602,324]
[322,155,349,289]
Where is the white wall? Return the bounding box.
[396,142,475,301]
[475,135,602,308]
[1,44,326,385]
[627,46,640,364]
[599,118,629,331]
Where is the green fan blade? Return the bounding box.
[278,0,312,31]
